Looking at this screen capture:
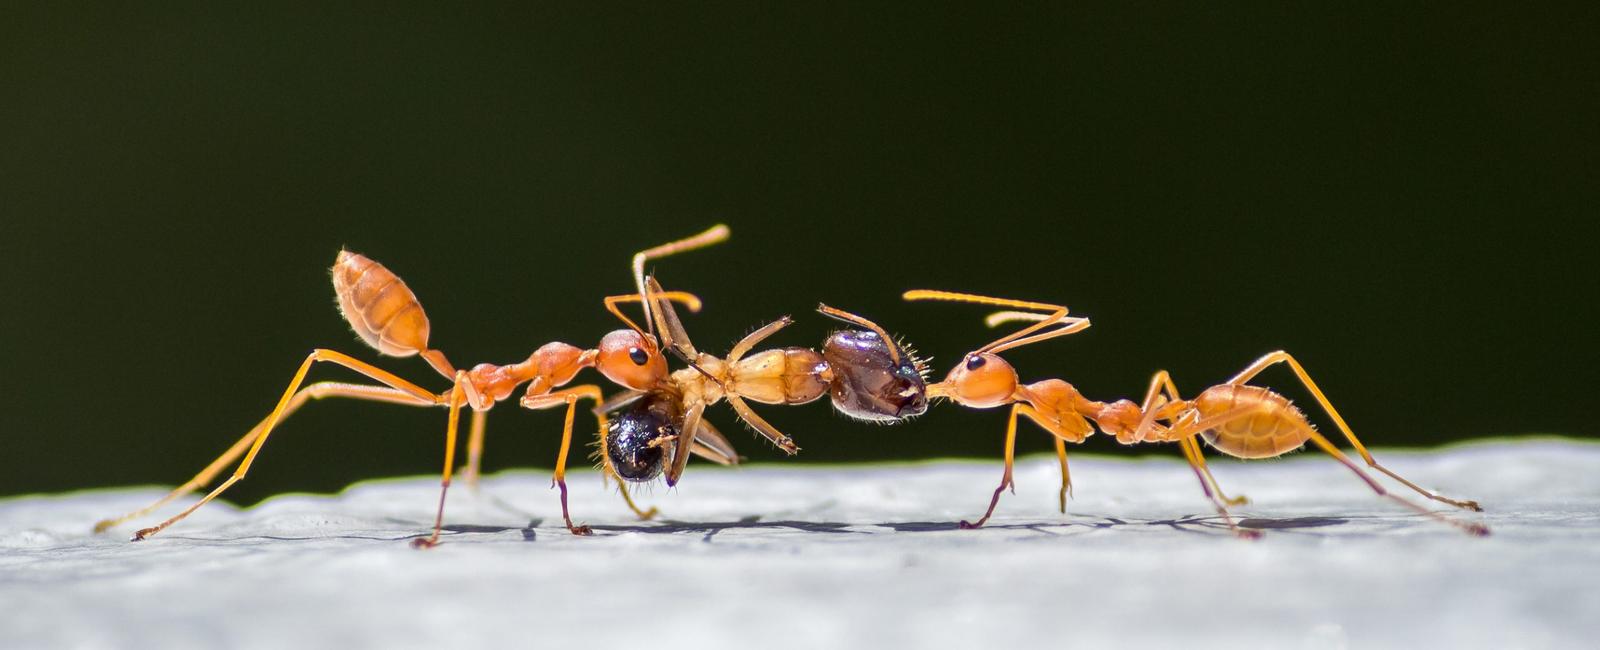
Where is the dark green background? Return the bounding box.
[3,5,1594,503]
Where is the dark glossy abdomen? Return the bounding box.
[605,393,681,482]
[822,329,929,422]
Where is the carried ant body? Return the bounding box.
[594,272,930,487]
[94,226,731,547]
[904,290,1488,538]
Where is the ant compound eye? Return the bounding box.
[966,355,987,370]
[628,347,650,366]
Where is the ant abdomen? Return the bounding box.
[606,393,682,482]
[1194,384,1313,459]
[822,329,929,422]
[330,250,431,357]
[730,348,829,405]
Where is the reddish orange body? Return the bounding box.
[332,251,432,358]
[905,289,1487,538]
[95,226,733,548]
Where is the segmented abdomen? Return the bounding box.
[330,250,431,357]
[1194,384,1312,459]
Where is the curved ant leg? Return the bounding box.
[94,381,433,534]
[1299,428,1489,536]
[588,390,661,521]
[690,418,740,466]
[1126,371,1246,505]
[961,403,1036,529]
[521,385,608,535]
[1229,351,1481,511]
[1174,434,1260,539]
[129,350,444,542]
[461,410,489,492]
[645,276,700,363]
[412,372,470,548]
[1187,438,1247,506]
[614,480,658,521]
[604,418,737,521]
[724,394,800,454]
[727,316,794,363]
[1132,371,1248,506]
[1171,407,1489,536]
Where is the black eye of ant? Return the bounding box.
[628,347,650,366]
[966,355,987,370]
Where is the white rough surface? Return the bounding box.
[2,439,1596,650]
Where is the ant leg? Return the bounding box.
[1187,438,1248,506]
[615,480,658,521]
[1174,406,1489,537]
[1053,438,1073,515]
[1298,428,1489,536]
[1230,351,1481,511]
[94,381,432,534]
[664,401,707,487]
[724,394,800,454]
[643,276,702,363]
[129,350,443,541]
[413,372,470,549]
[690,418,741,465]
[601,418,739,522]
[961,403,1028,529]
[461,410,488,492]
[726,317,794,363]
[1130,371,1247,506]
[587,389,660,521]
[1175,436,1259,539]
[521,385,608,536]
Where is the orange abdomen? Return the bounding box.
[330,250,431,357]
[1194,384,1312,459]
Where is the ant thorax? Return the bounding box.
[670,355,728,404]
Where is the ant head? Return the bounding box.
[604,394,678,482]
[822,329,930,422]
[596,329,668,390]
[939,352,1018,408]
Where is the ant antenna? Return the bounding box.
[632,224,730,343]
[816,303,903,365]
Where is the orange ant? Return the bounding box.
[94,225,732,547]
[903,290,1488,538]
